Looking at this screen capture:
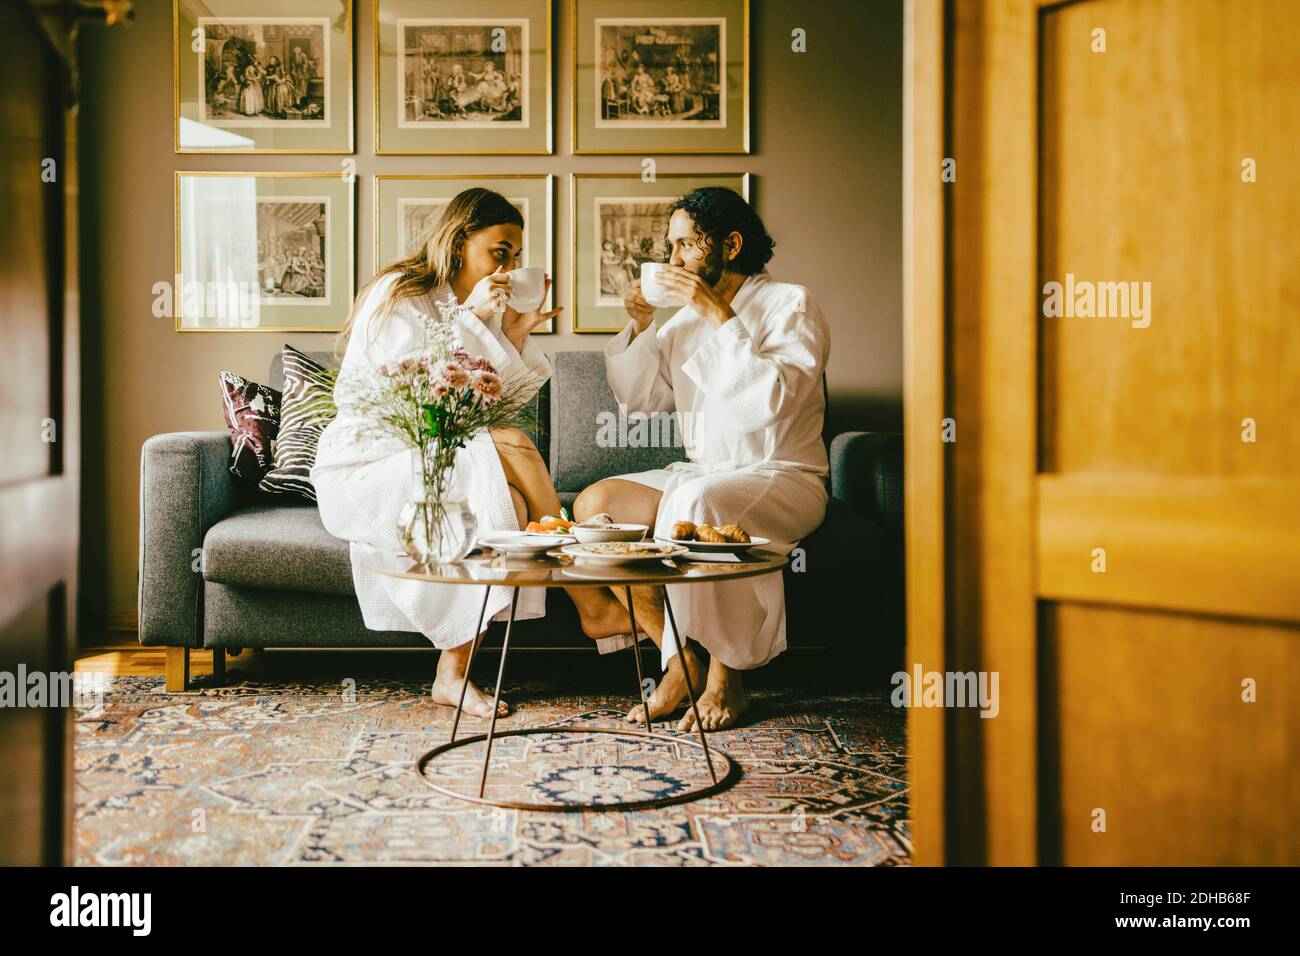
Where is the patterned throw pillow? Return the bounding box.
[219,371,282,487]
[258,345,338,502]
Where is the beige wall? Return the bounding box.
[77,0,902,620]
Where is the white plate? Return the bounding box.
[479,531,576,554]
[558,542,688,564]
[654,535,769,555]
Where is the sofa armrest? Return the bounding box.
[138,432,240,647]
[829,431,903,544]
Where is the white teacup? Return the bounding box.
[640,262,687,308]
[507,267,546,312]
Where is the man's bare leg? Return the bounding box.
[574,478,706,722]
[490,428,631,639]
[608,585,708,724]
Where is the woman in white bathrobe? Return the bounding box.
[574,187,830,731]
[312,189,633,718]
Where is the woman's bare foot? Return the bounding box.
[677,659,748,731]
[429,641,509,718]
[429,672,509,718]
[626,642,707,724]
[576,589,633,640]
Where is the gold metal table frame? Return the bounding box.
[365,549,787,812]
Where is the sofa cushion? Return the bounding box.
[548,351,686,494]
[259,345,338,502]
[219,370,281,488]
[202,501,354,596]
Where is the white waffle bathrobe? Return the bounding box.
[311,273,551,648]
[604,267,831,671]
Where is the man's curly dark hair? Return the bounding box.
[663,187,775,276]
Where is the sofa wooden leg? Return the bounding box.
[211,647,226,685]
[165,646,189,692]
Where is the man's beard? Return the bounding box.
[696,241,727,287]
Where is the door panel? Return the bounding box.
[1042,603,1299,866]
[1039,0,1300,479]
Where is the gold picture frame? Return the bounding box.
[374,0,553,155]
[373,173,556,333]
[571,0,750,155]
[570,171,751,333]
[173,0,355,154]
[174,171,356,332]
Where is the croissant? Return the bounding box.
[695,524,728,543]
[718,524,750,543]
[672,520,696,541]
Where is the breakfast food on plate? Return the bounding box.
[576,512,614,527]
[668,518,751,544]
[575,541,672,555]
[694,524,728,543]
[526,506,574,534]
[718,524,751,543]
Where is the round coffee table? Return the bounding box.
[364,546,788,812]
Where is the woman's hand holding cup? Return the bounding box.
[502,274,562,353]
[466,266,511,321]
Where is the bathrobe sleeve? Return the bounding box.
[603,319,676,413]
[680,286,830,434]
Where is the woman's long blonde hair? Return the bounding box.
[336,187,524,358]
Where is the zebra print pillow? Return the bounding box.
[258,345,338,502]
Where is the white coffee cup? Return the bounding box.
[506,267,546,312]
[639,262,686,309]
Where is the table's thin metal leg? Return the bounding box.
[662,589,718,784]
[623,586,653,732]
[449,585,493,744]
[478,586,519,798]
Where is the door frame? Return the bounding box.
[903,0,1042,867]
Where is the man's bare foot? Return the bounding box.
[677,660,748,731]
[577,590,633,640]
[429,671,509,718]
[626,643,707,724]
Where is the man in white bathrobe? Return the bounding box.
[574,187,830,731]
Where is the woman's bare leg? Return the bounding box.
[573,478,707,722]
[489,428,631,639]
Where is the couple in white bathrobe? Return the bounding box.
[312,186,829,730]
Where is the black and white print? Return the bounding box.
[254,200,330,303]
[198,17,330,126]
[397,20,529,128]
[596,19,724,128]
[595,197,673,305]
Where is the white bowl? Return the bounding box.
[571,523,649,544]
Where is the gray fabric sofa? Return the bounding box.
[139,350,903,690]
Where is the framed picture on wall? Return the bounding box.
[174,1,354,153]
[374,174,555,333]
[570,172,750,333]
[572,0,749,154]
[175,172,355,331]
[375,0,552,154]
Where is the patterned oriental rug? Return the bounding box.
[75,660,910,866]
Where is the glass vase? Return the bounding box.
[398,493,477,565]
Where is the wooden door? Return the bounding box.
[0,0,83,866]
[905,0,1299,865]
